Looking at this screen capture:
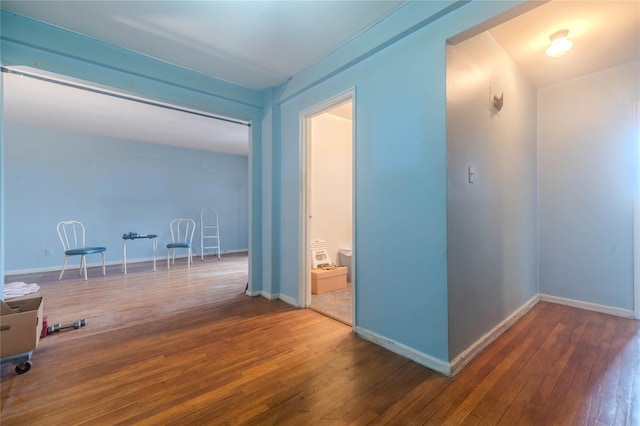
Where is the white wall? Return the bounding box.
[446,32,538,359]
[0,69,5,298]
[538,61,639,310]
[310,112,352,265]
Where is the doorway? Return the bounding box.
[2,67,253,290]
[301,91,355,326]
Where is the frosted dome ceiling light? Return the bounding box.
[546,29,573,58]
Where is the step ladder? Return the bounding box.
[310,239,331,268]
[200,208,221,261]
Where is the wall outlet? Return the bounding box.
[45,248,53,257]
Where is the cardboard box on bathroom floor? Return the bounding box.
[311,267,347,295]
[0,297,44,358]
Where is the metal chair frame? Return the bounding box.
[56,220,106,281]
[167,218,196,269]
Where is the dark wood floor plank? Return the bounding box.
[447,313,569,425]
[430,306,559,424]
[611,316,640,426]
[2,257,639,424]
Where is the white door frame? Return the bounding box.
[634,101,640,319]
[299,88,356,325]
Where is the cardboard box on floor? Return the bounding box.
[0,297,44,358]
[311,267,348,295]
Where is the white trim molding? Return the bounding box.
[5,249,249,276]
[355,326,451,377]
[298,87,356,312]
[260,291,279,300]
[540,293,635,319]
[634,100,640,319]
[278,293,300,307]
[449,295,539,377]
[6,259,129,276]
[244,289,283,301]
[450,294,635,376]
[244,289,263,297]
[301,293,635,378]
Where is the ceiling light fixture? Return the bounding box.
[546,29,573,58]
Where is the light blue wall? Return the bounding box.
[1,10,264,286]
[1,2,534,371]
[261,105,274,295]
[274,1,526,367]
[4,122,248,272]
[538,61,639,310]
[0,12,262,117]
[248,115,263,293]
[260,87,283,297]
[446,32,538,359]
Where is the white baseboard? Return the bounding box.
[278,293,300,307]
[262,291,279,300]
[5,259,127,276]
[540,293,635,319]
[246,290,297,305]
[449,293,634,376]
[251,290,279,300]
[5,250,248,276]
[196,249,248,256]
[449,294,539,377]
[355,326,451,377]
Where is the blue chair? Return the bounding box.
[56,221,107,281]
[167,218,196,269]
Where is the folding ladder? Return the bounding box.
[200,208,221,261]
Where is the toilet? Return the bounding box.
[339,246,352,282]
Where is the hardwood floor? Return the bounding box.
[2,254,639,425]
[311,282,353,325]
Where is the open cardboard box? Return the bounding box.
[0,297,44,358]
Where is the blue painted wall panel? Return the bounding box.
[276,1,526,365]
[0,0,532,368]
[1,9,262,286]
[5,122,248,272]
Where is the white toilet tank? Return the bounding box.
[339,247,352,282]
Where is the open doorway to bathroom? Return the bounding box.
[635,100,640,319]
[303,94,354,326]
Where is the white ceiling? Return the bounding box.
[1,0,406,90]
[488,1,640,88]
[3,70,251,155]
[1,0,405,154]
[1,1,638,154]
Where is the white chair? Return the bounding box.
[167,218,196,269]
[56,221,107,281]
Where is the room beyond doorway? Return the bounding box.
[302,93,354,326]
